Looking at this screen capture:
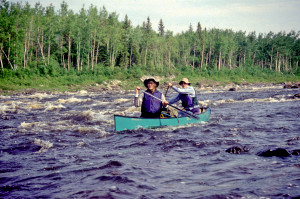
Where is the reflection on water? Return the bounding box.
[0,85,300,198]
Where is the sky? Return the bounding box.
[9,0,300,34]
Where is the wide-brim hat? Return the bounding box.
[144,78,159,87]
[179,78,191,85]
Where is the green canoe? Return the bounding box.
[114,107,211,131]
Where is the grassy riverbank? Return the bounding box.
[0,65,299,93]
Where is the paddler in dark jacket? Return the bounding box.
[135,78,168,118]
[167,78,200,116]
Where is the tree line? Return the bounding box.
[0,0,299,75]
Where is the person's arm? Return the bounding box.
[134,87,144,107]
[134,92,144,107]
[161,93,169,107]
[171,86,195,96]
[168,94,180,105]
[161,93,166,102]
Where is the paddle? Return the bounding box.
[165,86,169,97]
[142,91,200,120]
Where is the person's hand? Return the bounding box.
[162,100,169,106]
[135,86,141,94]
[168,82,172,87]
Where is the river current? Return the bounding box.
[0,84,299,198]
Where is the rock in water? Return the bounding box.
[228,88,237,91]
[226,146,248,154]
[283,83,292,89]
[291,149,300,155]
[294,93,300,98]
[258,148,290,157]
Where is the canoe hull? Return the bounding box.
[114,108,211,131]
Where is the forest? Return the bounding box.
[0,0,299,91]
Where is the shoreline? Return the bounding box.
[1,81,299,96]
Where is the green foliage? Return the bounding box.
[0,64,299,93]
[0,0,299,93]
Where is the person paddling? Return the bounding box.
[135,78,168,118]
[166,78,200,116]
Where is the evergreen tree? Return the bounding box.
[145,16,152,33]
[158,19,165,37]
[188,23,193,33]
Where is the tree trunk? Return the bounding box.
[14,42,17,69]
[200,44,204,68]
[95,42,100,66]
[218,51,222,70]
[87,52,90,69]
[38,29,46,64]
[144,47,147,66]
[208,44,212,65]
[59,38,64,68]
[27,19,32,67]
[67,35,71,70]
[91,34,96,70]
[129,46,133,68]
[48,35,51,65]
[111,49,117,69]
[76,39,81,71]
[23,32,28,68]
[62,54,66,69]
[275,50,279,72]
[8,34,11,61]
[278,55,281,72]
[1,46,14,70]
[168,50,171,68]
[192,45,195,70]
[252,52,256,66]
[285,56,288,71]
[228,51,232,69]
[270,47,273,70]
[0,46,4,70]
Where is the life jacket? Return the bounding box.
[179,88,199,111]
[179,94,194,110]
[141,90,163,118]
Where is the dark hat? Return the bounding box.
[144,78,159,87]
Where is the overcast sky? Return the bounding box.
[10,0,300,34]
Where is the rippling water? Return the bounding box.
[1,85,299,198]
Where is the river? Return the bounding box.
[0,84,299,198]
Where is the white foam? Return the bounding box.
[0,101,23,113]
[243,97,298,103]
[77,142,86,147]
[77,90,88,95]
[114,98,130,103]
[0,105,9,114]
[19,121,35,129]
[125,106,140,112]
[80,110,95,120]
[213,99,235,105]
[76,126,98,133]
[198,100,211,107]
[25,103,44,110]
[34,138,53,153]
[28,93,52,100]
[44,102,66,111]
[57,97,90,104]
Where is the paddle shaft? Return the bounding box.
[142,91,199,120]
[165,86,169,97]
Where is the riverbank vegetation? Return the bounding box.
[0,0,299,92]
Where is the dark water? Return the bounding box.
[1,85,300,198]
